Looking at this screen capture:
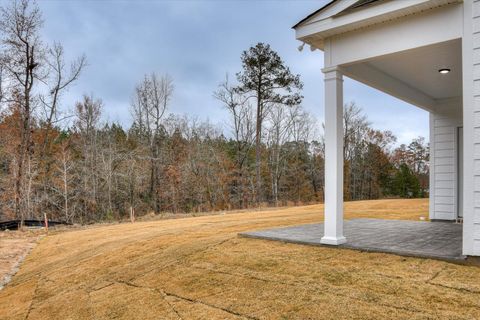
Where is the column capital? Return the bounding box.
[322,66,344,81]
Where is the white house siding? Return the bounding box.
[463,0,480,255]
[429,100,462,221]
[473,0,480,256]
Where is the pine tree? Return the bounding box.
[236,43,303,203]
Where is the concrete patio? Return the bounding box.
[239,219,464,261]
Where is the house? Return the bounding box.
[293,0,479,256]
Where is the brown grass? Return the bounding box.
[1,199,479,320]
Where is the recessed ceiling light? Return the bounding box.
[439,68,451,74]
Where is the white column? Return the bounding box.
[321,67,346,245]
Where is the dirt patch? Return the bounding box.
[0,230,39,290]
[2,199,479,319]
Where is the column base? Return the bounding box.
[320,236,347,245]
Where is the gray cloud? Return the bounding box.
[34,0,428,144]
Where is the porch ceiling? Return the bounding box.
[341,39,462,110]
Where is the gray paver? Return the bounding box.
[239,219,464,261]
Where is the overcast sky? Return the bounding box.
[34,0,429,145]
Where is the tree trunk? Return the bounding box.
[255,98,262,204]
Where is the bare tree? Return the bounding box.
[0,0,45,221]
[0,64,4,106]
[265,103,294,206]
[34,43,86,217]
[74,95,102,221]
[287,106,318,204]
[214,75,254,207]
[343,102,370,200]
[131,73,173,213]
[57,140,73,222]
[40,42,86,145]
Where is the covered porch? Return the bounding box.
[287,0,469,255]
[318,38,463,246]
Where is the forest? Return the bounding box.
[0,0,429,223]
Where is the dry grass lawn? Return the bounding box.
[1,199,479,320]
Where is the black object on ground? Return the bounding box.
[0,219,71,231]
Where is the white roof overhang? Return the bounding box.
[294,0,462,50]
[293,0,463,112]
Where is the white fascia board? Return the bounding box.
[295,0,456,43]
[342,63,436,112]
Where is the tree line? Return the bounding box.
[0,1,429,223]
